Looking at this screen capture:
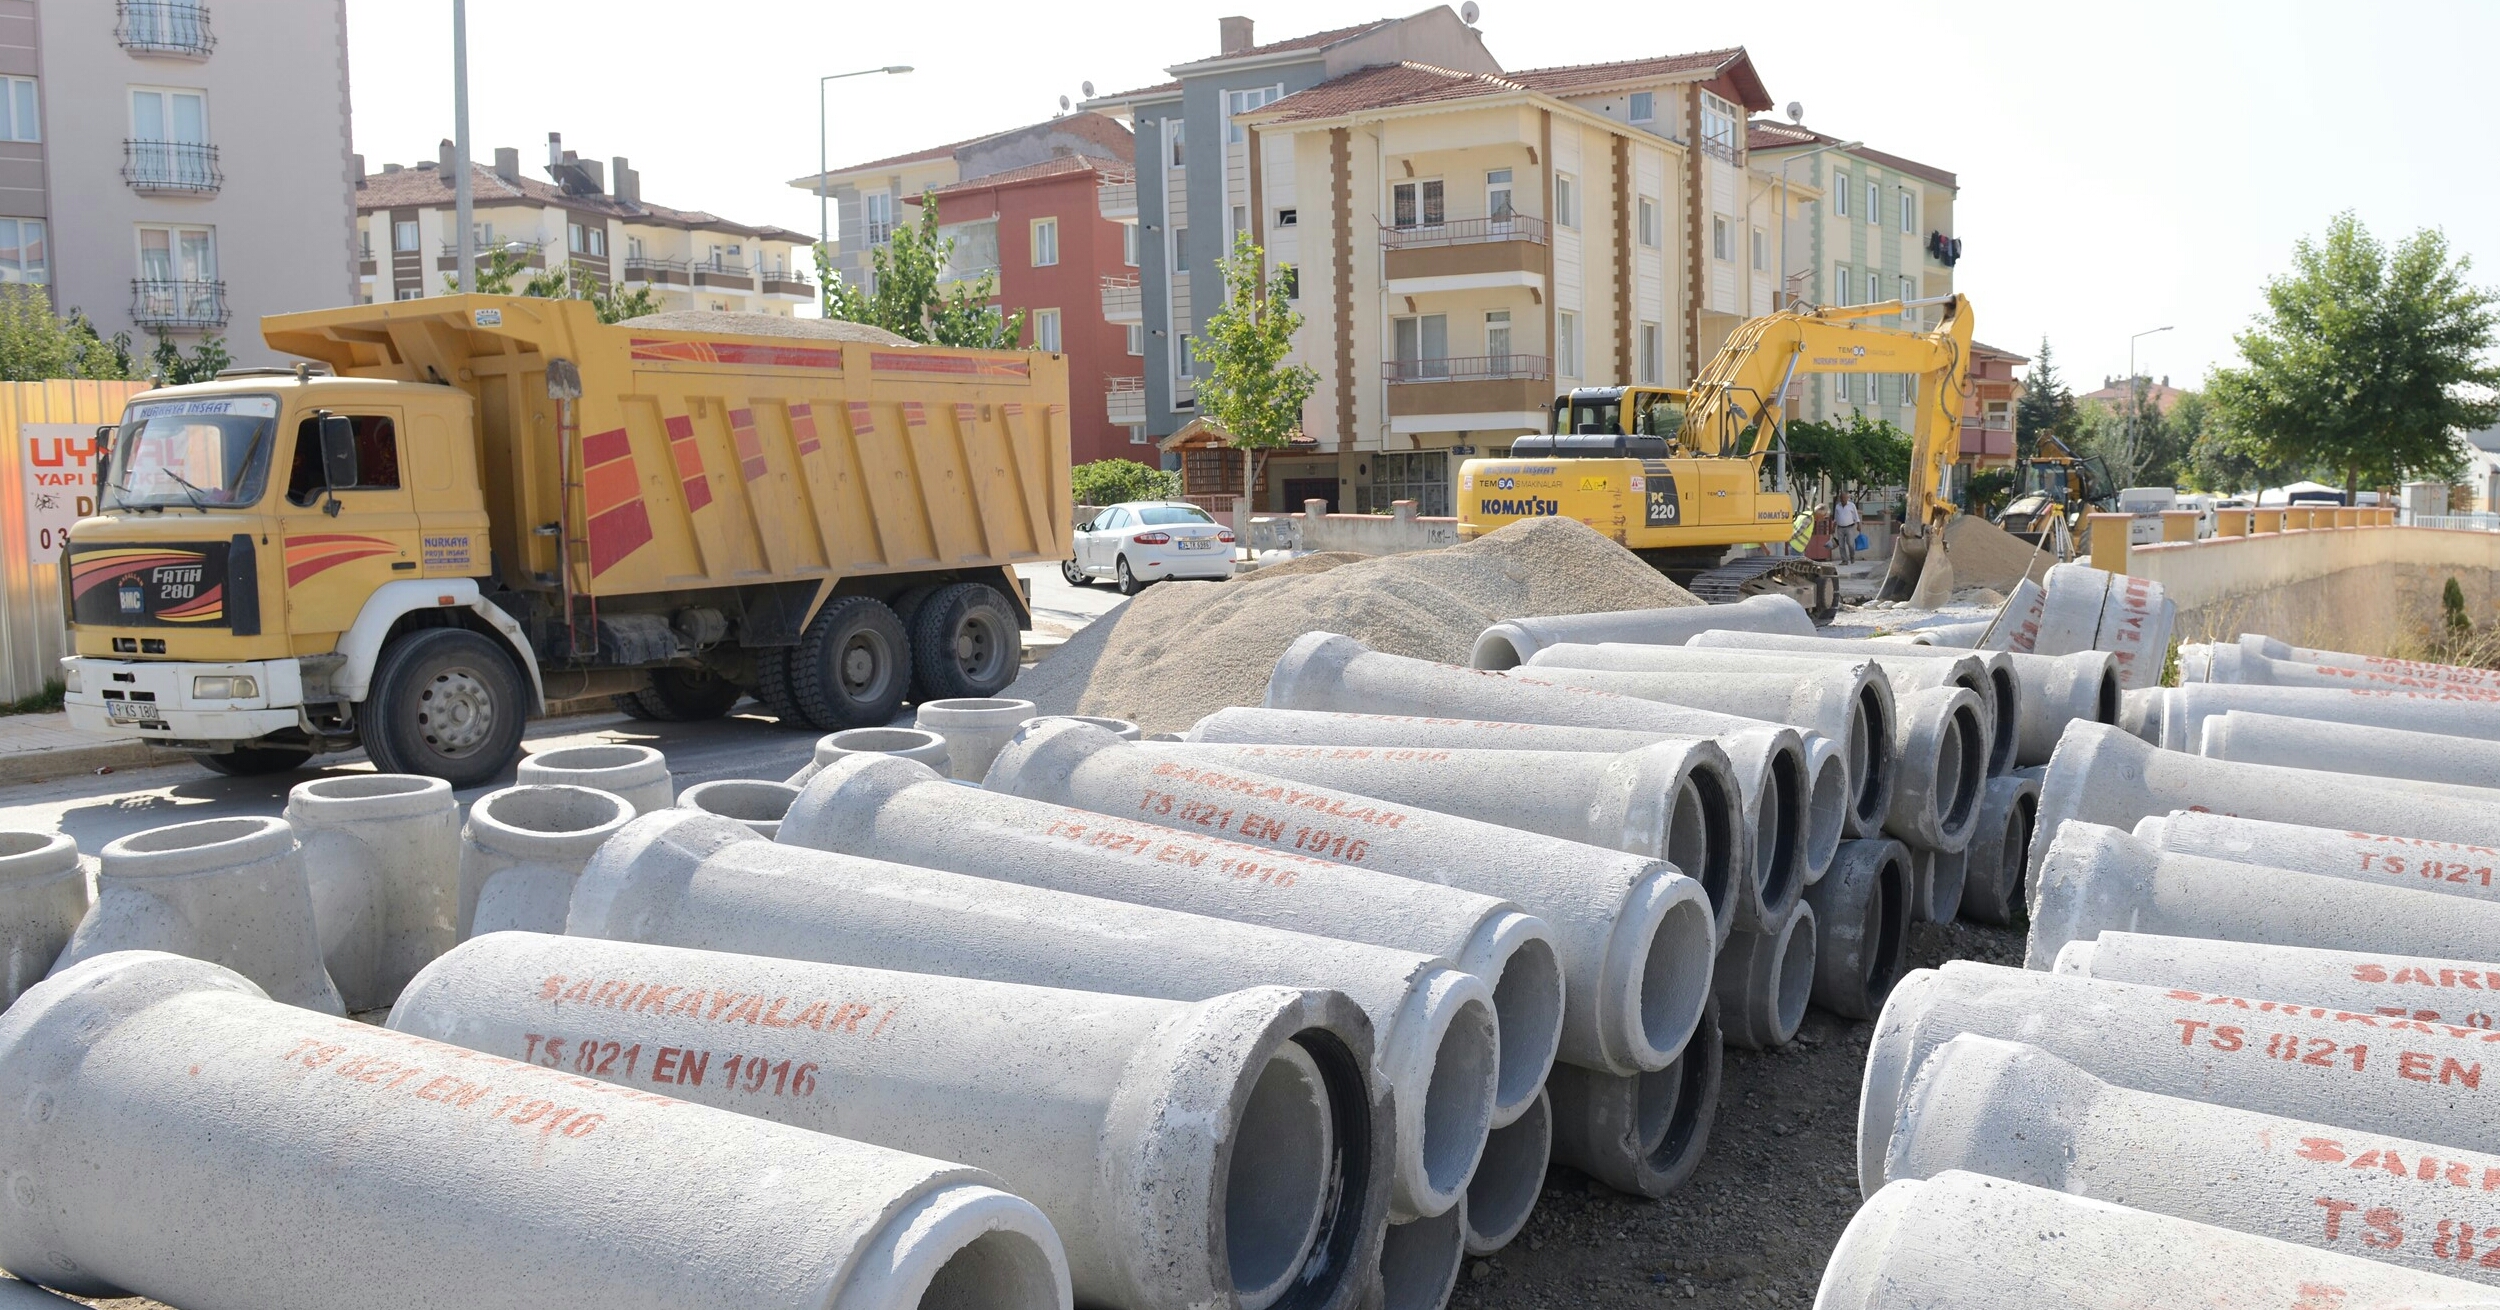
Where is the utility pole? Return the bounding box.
[817,66,916,277]
[2127,325,2172,486]
[452,0,473,295]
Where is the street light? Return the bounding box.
[2127,325,2174,485]
[817,66,916,259]
[452,0,472,293]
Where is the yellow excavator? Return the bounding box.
[1995,430,2114,558]
[1456,295,1975,614]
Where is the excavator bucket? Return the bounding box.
[1879,527,1943,603]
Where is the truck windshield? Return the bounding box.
[103,395,280,510]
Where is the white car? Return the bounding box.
[1063,501,1236,594]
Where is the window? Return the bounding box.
[1833,174,1849,218]
[1628,91,1654,123]
[1903,375,1918,404]
[1486,169,1513,221]
[1867,271,1879,304]
[1371,450,1450,516]
[285,414,400,505]
[1639,322,1663,385]
[1751,227,1767,271]
[1711,216,1732,262]
[1557,311,1580,377]
[1899,189,1915,234]
[358,230,371,259]
[1177,332,1196,379]
[1122,221,1138,266]
[1638,197,1659,248]
[395,287,422,301]
[1276,207,1298,227]
[130,87,205,144]
[939,218,1000,281]
[0,76,35,142]
[1033,308,1061,352]
[1125,323,1144,356]
[1167,118,1186,169]
[393,220,419,253]
[1031,217,1059,267]
[1393,313,1449,379]
[0,219,45,283]
[1554,174,1577,228]
[568,221,606,256]
[863,191,896,245]
[1226,85,1280,143]
[1699,92,1739,161]
[1866,178,1879,225]
[1171,225,1187,268]
[1899,276,1915,306]
[1836,373,1850,401]
[128,87,208,188]
[1230,204,1248,239]
[1390,179,1444,228]
[1278,265,1299,299]
[1129,428,1150,445]
[1485,309,1511,365]
[137,224,214,282]
[1834,264,1851,305]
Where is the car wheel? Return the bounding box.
[1060,557,1092,587]
[193,744,316,777]
[1116,555,1147,596]
[789,595,910,730]
[910,582,1023,700]
[361,628,528,788]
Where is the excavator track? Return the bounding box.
[1688,555,1840,625]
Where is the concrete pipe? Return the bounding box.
[1264,635,1817,925]
[981,720,1713,1079]
[2028,722,2500,886]
[585,809,1476,1222]
[1978,577,2046,651]
[1378,1205,1466,1310]
[1826,1172,2493,1310]
[1884,1033,2500,1286]
[2203,710,2500,790]
[0,952,1071,1310]
[2137,810,2500,909]
[516,743,672,815]
[2027,563,2110,656]
[2026,821,2500,969]
[786,726,952,787]
[1884,687,1987,853]
[1461,1087,1549,1256]
[0,1281,79,1307]
[457,785,636,940]
[1914,844,1967,924]
[2058,931,2500,1028]
[780,755,1560,1135]
[283,773,458,1013]
[54,816,341,1015]
[1547,996,1722,1199]
[1514,648,1897,846]
[1119,738,1747,941]
[915,696,1039,782]
[2189,641,2500,697]
[1907,617,1992,647]
[1956,774,2041,928]
[673,778,799,838]
[1023,714,1143,740]
[392,931,1379,1310]
[1802,838,1913,1020]
[2027,564,2174,691]
[1468,594,1814,670]
[2131,682,2500,751]
[0,833,89,1011]
[1862,960,2500,1195]
[1191,707,1682,753]
[1712,900,1815,1050]
[2242,632,2500,692]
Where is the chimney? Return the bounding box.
[493,147,520,184]
[351,152,365,188]
[579,158,605,194]
[547,131,564,171]
[437,137,457,174]
[382,162,403,174]
[1219,15,1253,54]
[610,156,638,207]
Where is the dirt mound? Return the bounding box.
[1939,514,2055,593]
[1244,551,1368,580]
[1011,517,1700,734]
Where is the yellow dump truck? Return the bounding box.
[59,296,1070,784]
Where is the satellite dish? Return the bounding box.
[1785,101,1804,124]
[1082,80,1096,97]
[1059,94,1071,111]
[1460,1,1480,24]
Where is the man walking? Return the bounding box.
[1832,491,1862,564]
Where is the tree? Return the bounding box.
[2014,336,2079,461]
[2207,212,2500,501]
[2077,399,2149,488]
[0,286,136,381]
[1962,467,2017,518]
[446,248,665,324]
[820,205,1022,348]
[148,332,229,385]
[1785,412,1912,489]
[1070,457,1181,507]
[1191,233,1317,502]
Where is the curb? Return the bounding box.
[0,738,183,787]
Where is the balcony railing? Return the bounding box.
[122,140,220,194]
[444,238,548,257]
[692,258,753,290]
[1382,353,1552,384]
[130,278,227,330]
[1100,275,1141,321]
[1379,214,1550,250]
[1106,376,1146,425]
[1097,180,1138,219]
[115,1,214,57]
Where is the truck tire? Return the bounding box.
[751,648,809,727]
[615,667,744,722]
[360,628,529,789]
[910,582,1023,700]
[790,596,909,731]
[194,744,316,777]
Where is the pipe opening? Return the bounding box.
[919,697,1033,718]
[1667,779,1712,893]
[825,727,946,756]
[1986,670,2020,774]
[1421,993,1499,1196]
[1757,748,1804,911]
[1472,631,1527,671]
[0,832,57,859]
[1773,912,1815,1038]
[1866,851,1910,999]
[117,815,284,856]
[1650,1020,1719,1176]
[1800,745,1848,879]
[1463,1090,1549,1251]
[1227,1041,1336,1310]
[914,1226,1064,1310]
[1677,769,1737,919]
[1941,707,1985,834]
[478,785,633,837]
[1489,935,1565,1112]
[1856,689,1893,825]
[1378,1208,1466,1310]
[299,775,435,801]
[2094,668,2122,725]
[2004,792,2039,918]
[1639,895,1715,1060]
[528,744,658,774]
[682,781,798,824]
[1633,1055,1681,1156]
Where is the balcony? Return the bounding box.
[1383,354,1552,426]
[1381,216,1549,292]
[692,258,753,291]
[1381,353,1551,384]
[1378,215,1550,250]
[1106,377,1145,426]
[623,254,688,285]
[130,279,226,330]
[115,1,214,58]
[441,238,549,271]
[1097,179,1137,220]
[121,140,220,194]
[757,263,812,299]
[1100,275,1141,323]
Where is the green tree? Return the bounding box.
[1070,457,1181,507]
[2207,212,2500,502]
[0,285,136,380]
[1192,233,1317,500]
[1962,467,2017,517]
[1786,412,1911,488]
[820,205,1022,348]
[448,248,664,324]
[148,332,230,384]
[2015,336,2079,461]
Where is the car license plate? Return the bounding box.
[106,701,161,724]
[1178,538,1213,551]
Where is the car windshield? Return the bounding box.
[103,395,280,510]
[1136,504,1214,525]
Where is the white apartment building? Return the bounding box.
[4,0,356,361]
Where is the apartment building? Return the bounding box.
[921,154,1144,463]
[356,135,812,314]
[3,0,355,362]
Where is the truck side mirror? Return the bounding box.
[94,425,115,486]
[318,413,359,491]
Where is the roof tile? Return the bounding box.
[1249,62,1528,125]
[356,162,811,244]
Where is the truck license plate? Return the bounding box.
[106,701,161,724]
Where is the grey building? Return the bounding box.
[1083,9,1498,440]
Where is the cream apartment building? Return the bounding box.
[3,0,356,361]
[357,135,812,314]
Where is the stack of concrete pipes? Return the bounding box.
[1815,630,2500,1306]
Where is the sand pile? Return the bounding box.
[619,311,910,345]
[1938,514,2055,593]
[1013,518,1700,734]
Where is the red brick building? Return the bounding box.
[923,155,1144,466]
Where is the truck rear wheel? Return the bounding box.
[361,628,529,788]
[194,744,316,777]
[751,648,808,727]
[615,667,744,722]
[790,596,909,730]
[911,582,1023,700]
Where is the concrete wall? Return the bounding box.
[1247,501,1460,555]
[2125,524,2500,656]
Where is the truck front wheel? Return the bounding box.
[790,596,909,730]
[362,628,529,788]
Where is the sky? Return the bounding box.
[344,0,2500,394]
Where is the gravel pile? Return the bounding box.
[618,311,910,344]
[1012,518,1700,735]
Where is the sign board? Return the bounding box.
[21,421,101,563]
